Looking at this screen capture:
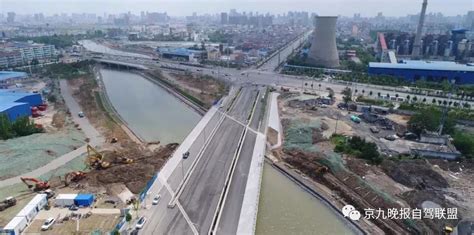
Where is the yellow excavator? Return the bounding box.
[86,145,111,170]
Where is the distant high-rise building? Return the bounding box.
[307,16,340,68]
[466,11,474,30]
[7,12,15,24]
[221,12,228,24]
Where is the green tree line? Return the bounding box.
[0,114,42,140]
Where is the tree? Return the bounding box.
[377,92,381,97]
[369,91,373,96]
[432,99,436,104]
[413,96,418,102]
[362,89,365,94]
[395,94,399,98]
[453,132,474,159]
[126,213,132,222]
[407,95,411,101]
[422,98,427,103]
[0,114,13,140]
[408,107,455,136]
[342,87,352,105]
[463,102,471,109]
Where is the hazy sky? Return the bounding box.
[0,0,472,17]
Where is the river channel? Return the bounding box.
[100,68,201,143]
[256,163,355,235]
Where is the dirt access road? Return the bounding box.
[0,80,104,188]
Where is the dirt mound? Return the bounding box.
[85,143,178,193]
[428,159,474,173]
[381,159,449,189]
[283,149,327,178]
[312,128,326,143]
[402,189,462,233]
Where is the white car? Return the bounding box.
[41,217,55,230]
[135,217,147,229]
[152,195,161,205]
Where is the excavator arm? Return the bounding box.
[20,177,50,191]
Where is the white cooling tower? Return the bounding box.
[308,16,340,68]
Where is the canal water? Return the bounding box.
[80,40,152,59]
[256,163,355,235]
[99,68,201,144]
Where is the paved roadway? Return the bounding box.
[216,87,265,234]
[0,80,103,188]
[139,86,262,234]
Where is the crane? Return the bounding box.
[20,177,50,191]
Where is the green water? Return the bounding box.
[256,163,355,235]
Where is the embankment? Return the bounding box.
[138,71,208,115]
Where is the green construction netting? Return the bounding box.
[283,118,399,206]
[0,126,85,180]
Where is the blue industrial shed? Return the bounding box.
[368,60,474,85]
[0,102,31,122]
[0,90,42,122]
[0,90,43,106]
[74,194,94,207]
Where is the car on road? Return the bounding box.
[384,135,397,141]
[78,111,85,118]
[370,126,380,133]
[152,195,161,205]
[350,115,361,123]
[135,217,147,229]
[41,217,55,230]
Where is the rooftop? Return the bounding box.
[369,60,474,72]
[0,71,28,82]
[0,102,27,112]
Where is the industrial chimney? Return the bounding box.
[412,0,428,58]
[308,16,340,68]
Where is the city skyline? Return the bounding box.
[0,0,472,17]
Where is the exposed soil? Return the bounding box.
[68,76,136,149]
[275,92,474,234]
[84,143,178,193]
[381,159,449,189]
[155,70,228,108]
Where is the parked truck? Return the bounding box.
[0,197,17,211]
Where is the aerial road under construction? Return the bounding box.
[141,85,266,234]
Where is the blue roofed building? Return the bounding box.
[0,102,31,122]
[0,71,28,89]
[0,90,42,122]
[368,60,474,85]
[157,47,207,62]
[0,90,43,106]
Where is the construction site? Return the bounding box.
[270,87,474,234]
[0,64,207,233]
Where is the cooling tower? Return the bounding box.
[308,16,340,68]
